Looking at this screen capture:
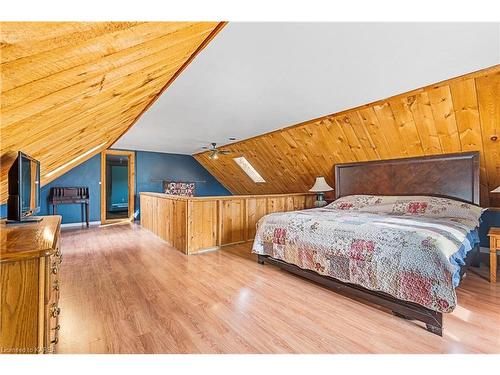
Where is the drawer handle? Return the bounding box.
[52,265,58,275]
[53,280,59,291]
[51,304,61,318]
[52,324,61,331]
[51,337,59,345]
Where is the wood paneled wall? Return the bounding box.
[140,192,315,254]
[0,22,225,203]
[194,65,500,207]
[140,193,187,252]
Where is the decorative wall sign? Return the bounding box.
[163,181,195,197]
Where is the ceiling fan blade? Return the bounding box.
[219,150,231,154]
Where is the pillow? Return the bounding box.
[325,195,385,211]
[326,195,484,225]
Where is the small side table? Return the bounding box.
[487,228,500,283]
[49,187,90,228]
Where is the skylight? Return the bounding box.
[233,157,266,183]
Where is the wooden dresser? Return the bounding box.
[0,216,62,354]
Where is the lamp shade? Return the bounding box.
[309,177,333,192]
[492,186,500,193]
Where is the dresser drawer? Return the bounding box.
[0,215,61,355]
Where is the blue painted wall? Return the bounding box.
[479,210,500,247]
[0,154,102,224]
[39,154,103,224]
[109,165,128,207]
[0,150,231,224]
[0,202,7,219]
[135,151,231,197]
[133,151,231,217]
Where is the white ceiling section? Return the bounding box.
[114,22,500,155]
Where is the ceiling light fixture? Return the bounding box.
[205,142,230,160]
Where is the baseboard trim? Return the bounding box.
[61,221,101,228]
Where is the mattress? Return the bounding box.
[252,195,483,313]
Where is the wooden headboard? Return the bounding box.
[334,152,480,205]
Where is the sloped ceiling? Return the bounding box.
[115,23,499,154]
[0,21,224,203]
[194,65,500,207]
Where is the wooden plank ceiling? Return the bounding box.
[0,21,224,203]
[195,65,500,207]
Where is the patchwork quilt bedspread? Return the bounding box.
[252,195,483,313]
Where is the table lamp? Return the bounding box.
[309,177,333,207]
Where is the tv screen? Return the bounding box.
[20,155,40,215]
[7,151,41,221]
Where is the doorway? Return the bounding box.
[101,150,135,224]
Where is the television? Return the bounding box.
[7,151,42,222]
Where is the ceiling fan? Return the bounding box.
[203,142,231,160]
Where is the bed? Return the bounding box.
[252,152,482,336]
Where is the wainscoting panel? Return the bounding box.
[140,192,315,254]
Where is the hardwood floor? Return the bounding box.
[57,223,500,353]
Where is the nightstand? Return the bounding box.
[487,228,500,283]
